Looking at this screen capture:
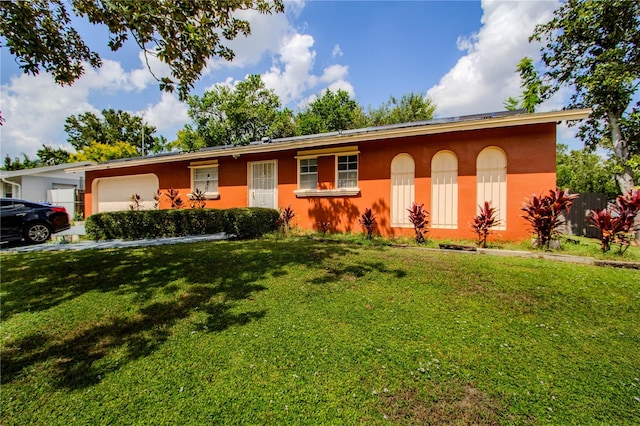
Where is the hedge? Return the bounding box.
[85,208,280,241]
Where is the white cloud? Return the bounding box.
[0,56,182,158]
[427,0,562,117]
[261,33,353,107]
[204,8,293,73]
[332,44,343,58]
[1,73,98,158]
[142,92,189,132]
[262,33,317,103]
[285,0,306,19]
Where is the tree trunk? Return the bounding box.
[608,112,635,194]
[608,112,639,241]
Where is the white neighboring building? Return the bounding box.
[1,162,93,219]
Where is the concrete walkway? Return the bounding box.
[2,233,230,252]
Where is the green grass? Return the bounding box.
[2,238,639,424]
[299,230,640,262]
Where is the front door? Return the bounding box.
[249,161,277,208]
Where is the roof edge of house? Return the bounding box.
[68,108,591,173]
[0,161,95,178]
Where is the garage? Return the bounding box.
[92,174,159,213]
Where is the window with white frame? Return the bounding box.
[337,155,358,188]
[299,158,318,190]
[191,165,219,198]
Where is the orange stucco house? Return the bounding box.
[70,109,590,241]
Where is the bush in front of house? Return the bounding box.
[85,207,279,241]
[521,188,578,249]
[587,188,640,253]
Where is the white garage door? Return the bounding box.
[94,174,159,213]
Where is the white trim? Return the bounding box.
[187,192,220,200]
[294,188,361,197]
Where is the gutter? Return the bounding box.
[1,176,21,198]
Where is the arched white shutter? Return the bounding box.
[431,151,458,228]
[476,147,507,230]
[390,154,415,227]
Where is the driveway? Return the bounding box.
[1,230,230,253]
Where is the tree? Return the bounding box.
[36,144,71,166]
[175,74,295,149]
[556,144,619,200]
[531,0,640,193]
[1,144,72,170]
[64,109,165,155]
[367,92,436,126]
[2,154,38,171]
[295,89,366,135]
[504,57,545,113]
[0,0,285,100]
[503,97,521,112]
[70,141,138,163]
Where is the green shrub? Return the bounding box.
[85,208,279,241]
[223,208,279,239]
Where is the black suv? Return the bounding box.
[1,198,71,244]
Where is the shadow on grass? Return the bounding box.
[1,239,373,389]
[310,261,407,285]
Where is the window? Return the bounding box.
[391,154,415,227]
[3,183,13,199]
[337,155,358,188]
[476,147,507,230]
[191,165,219,198]
[294,147,360,197]
[299,158,318,190]
[431,151,458,229]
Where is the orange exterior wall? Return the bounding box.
[84,123,557,241]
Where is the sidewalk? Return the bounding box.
[3,233,230,252]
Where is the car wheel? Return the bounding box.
[24,222,51,244]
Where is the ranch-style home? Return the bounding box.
[68,109,590,241]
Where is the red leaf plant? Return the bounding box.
[406,202,429,243]
[278,205,295,234]
[359,208,377,240]
[521,188,578,249]
[189,188,207,209]
[588,189,640,253]
[164,188,184,209]
[471,201,500,248]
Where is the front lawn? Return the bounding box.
[1,239,638,424]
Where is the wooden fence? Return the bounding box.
[561,193,608,238]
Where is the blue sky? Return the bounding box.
[1,0,575,160]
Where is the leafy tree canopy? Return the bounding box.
[367,92,436,126]
[64,108,165,155]
[174,74,295,149]
[295,89,366,135]
[504,57,546,113]
[556,144,620,200]
[531,0,640,193]
[70,141,139,163]
[2,144,71,170]
[0,0,285,100]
